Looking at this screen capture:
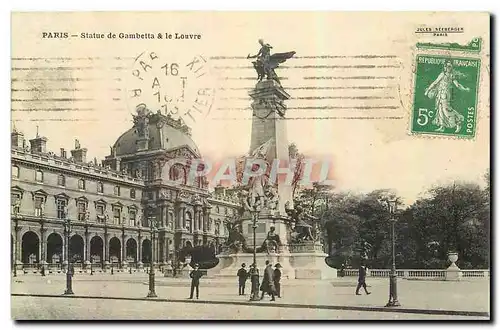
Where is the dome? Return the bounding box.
[112,111,201,157]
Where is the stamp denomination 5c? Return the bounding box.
[411,55,481,138]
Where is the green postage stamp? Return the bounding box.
[411,55,481,138]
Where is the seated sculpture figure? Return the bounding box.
[263,226,281,253]
[285,200,316,242]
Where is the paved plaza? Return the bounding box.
[10,273,490,320]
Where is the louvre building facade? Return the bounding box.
[10,110,240,271]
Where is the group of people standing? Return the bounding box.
[238,261,282,301]
[188,260,371,300]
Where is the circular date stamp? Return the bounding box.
[125,51,217,124]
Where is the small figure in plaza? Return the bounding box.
[249,263,260,300]
[188,263,204,299]
[259,260,276,301]
[273,263,282,298]
[247,39,296,85]
[237,263,249,296]
[355,262,371,296]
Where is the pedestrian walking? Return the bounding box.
[355,262,371,295]
[188,263,204,299]
[273,263,282,298]
[237,263,249,295]
[259,260,276,301]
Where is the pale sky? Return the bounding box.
[11,12,490,203]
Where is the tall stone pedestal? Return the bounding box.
[207,76,336,280]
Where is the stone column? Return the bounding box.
[14,225,22,269]
[121,231,126,267]
[40,227,47,264]
[193,209,198,231]
[84,228,90,262]
[84,227,90,270]
[182,206,186,229]
[166,205,172,230]
[104,230,110,270]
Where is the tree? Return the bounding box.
[409,181,490,268]
[321,192,362,266]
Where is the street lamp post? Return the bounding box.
[385,199,400,307]
[147,212,158,298]
[249,201,261,301]
[63,218,74,295]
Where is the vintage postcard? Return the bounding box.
[10,12,490,320]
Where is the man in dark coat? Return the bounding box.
[356,262,371,295]
[273,263,282,298]
[237,263,249,295]
[259,260,276,301]
[188,263,204,299]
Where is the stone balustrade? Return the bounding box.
[340,268,490,279]
[12,149,143,185]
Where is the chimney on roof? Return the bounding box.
[11,127,24,149]
[29,126,48,154]
[70,138,87,163]
[60,148,67,158]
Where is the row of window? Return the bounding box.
[11,192,138,226]
[214,205,236,216]
[12,166,136,199]
[11,191,226,236]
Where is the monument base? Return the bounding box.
[289,242,337,280]
[207,243,336,280]
[207,250,295,280]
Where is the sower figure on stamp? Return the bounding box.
[237,263,249,295]
[424,60,470,133]
[273,263,282,298]
[260,260,276,301]
[188,263,204,299]
[356,262,371,295]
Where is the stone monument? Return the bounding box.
[208,40,336,279]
